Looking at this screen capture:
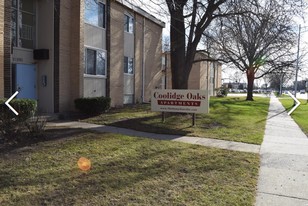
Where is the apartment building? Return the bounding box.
[0,0,165,113]
[163,51,222,96]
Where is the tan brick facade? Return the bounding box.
[189,57,222,96]
[109,1,125,107]
[215,62,222,91]
[0,0,4,97]
[58,0,84,112]
[108,1,164,106]
[143,18,164,102]
[134,14,143,103]
[0,0,164,112]
[165,52,222,96]
[3,0,11,98]
[134,13,163,103]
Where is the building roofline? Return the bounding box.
[116,0,165,28]
[163,51,223,65]
[196,51,223,65]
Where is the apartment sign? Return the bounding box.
[151,89,209,114]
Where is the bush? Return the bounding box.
[216,87,228,97]
[0,99,37,138]
[25,116,47,138]
[74,96,111,115]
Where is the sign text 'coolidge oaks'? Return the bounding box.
[151,89,209,114]
[153,91,207,101]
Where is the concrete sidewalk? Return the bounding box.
[256,95,308,206]
[47,122,260,154]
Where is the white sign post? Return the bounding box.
[151,89,209,126]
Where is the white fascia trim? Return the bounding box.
[116,0,165,28]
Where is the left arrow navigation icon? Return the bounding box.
[5,91,19,115]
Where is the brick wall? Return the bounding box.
[165,52,223,93]
[57,0,83,112]
[3,0,11,98]
[216,63,222,89]
[189,61,202,89]
[134,14,143,102]
[134,14,164,103]
[109,1,124,107]
[0,0,4,97]
[69,0,84,106]
[140,16,163,102]
[109,2,163,106]
[164,52,172,89]
[58,0,72,112]
[54,0,60,112]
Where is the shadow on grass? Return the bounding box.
[107,114,191,136]
[0,128,87,154]
[0,144,189,203]
[0,135,258,205]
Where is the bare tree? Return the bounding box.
[211,0,306,100]
[230,71,243,83]
[164,0,237,89]
[131,0,306,92]
[268,67,294,94]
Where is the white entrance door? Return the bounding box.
[15,64,37,99]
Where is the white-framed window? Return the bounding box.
[84,0,106,28]
[84,48,106,76]
[124,14,134,33]
[124,56,134,74]
[11,0,36,49]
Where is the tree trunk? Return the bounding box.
[170,9,187,89]
[246,68,255,101]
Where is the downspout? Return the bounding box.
[4,0,12,98]
[207,61,210,112]
[213,62,216,95]
[141,17,145,102]
[53,0,60,113]
[207,61,210,96]
[133,12,136,104]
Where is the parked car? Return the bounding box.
[300,90,306,94]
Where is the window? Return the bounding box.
[124,56,134,74]
[11,0,36,49]
[124,14,134,33]
[84,0,106,28]
[85,48,106,76]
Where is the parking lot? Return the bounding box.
[294,92,307,100]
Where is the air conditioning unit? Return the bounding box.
[33,49,49,60]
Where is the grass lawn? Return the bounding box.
[0,129,259,206]
[279,96,308,136]
[85,97,270,144]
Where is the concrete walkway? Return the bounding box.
[256,95,308,206]
[47,121,260,154]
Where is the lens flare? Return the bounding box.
[77,157,91,171]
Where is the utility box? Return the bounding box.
[33,49,49,60]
